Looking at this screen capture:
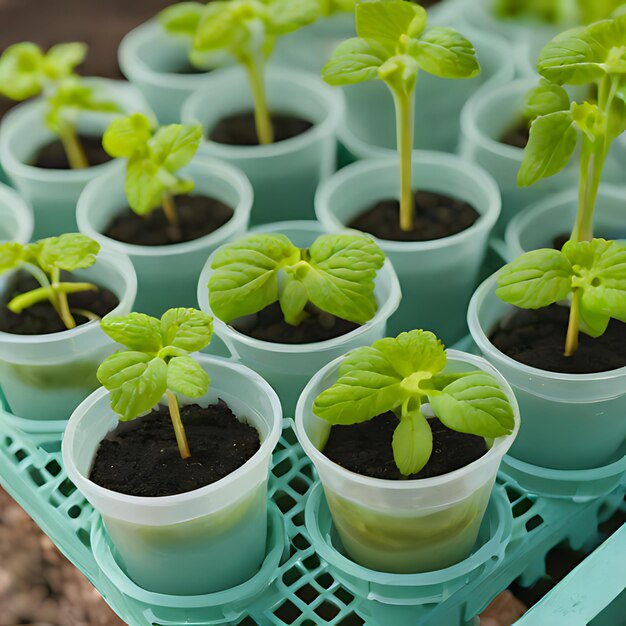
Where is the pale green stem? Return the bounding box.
[58,121,89,170]
[564,289,581,357]
[392,88,416,232]
[242,56,274,145]
[162,193,179,227]
[51,267,77,330]
[9,282,97,315]
[167,391,191,460]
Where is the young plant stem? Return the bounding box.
[51,267,77,330]
[564,289,581,357]
[166,391,191,460]
[393,89,416,232]
[58,121,89,170]
[243,56,274,145]
[22,262,63,318]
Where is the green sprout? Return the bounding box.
[102,113,202,237]
[502,14,626,356]
[313,330,514,476]
[0,42,120,169]
[208,233,385,326]
[0,234,101,330]
[160,0,319,145]
[322,0,480,232]
[98,308,214,460]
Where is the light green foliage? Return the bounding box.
[313,330,514,476]
[208,233,385,327]
[494,0,567,23]
[318,0,356,17]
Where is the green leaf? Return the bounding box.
[167,356,210,398]
[414,27,480,79]
[44,43,86,80]
[0,42,46,100]
[319,0,357,17]
[428,373,515,438]
[160,308,214,352]
[149,123,202,172]
[0,242,26,275]
[100,313,163,354]
[208,234,301,323]
[356,0,427,45]
[392,408,432,476]
[322,37,389,86]
[268,0,319,35]
[97,352,168,421]
[279,275,309,326]
[496,249,573,309]
[517,111,577,187]
[159,2,206,37]
[194,2,242,52]
[102,113,152,159]
[524,79,570,120]
[36,234,100,273]
[125,158,164,215]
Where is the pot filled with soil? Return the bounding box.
[0,182,33,243]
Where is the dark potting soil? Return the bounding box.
[89,401,260,497]
[209,112,313,146]
[103,195,234,246]
[500,119,530,149]
[32,136,112,170]
[234,302,359,344]
[0,271,118,336]
[490,305,626,374]
[416,0,443,7]
[323,412,488,481]
[348,191,480,242]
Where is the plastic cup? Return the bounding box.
[0,182,33,243]
[459,79,577,237]
[77,156,253,317]
[197,220,401,417]
[315,153,501,345]
[62,354,282,596]
[0,79,154,240]
[468,272,626,470]
[295,348,520,574]
[337,27,515,159]
[0,251,137,422]
[182,66,344,226]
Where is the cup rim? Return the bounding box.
[0,182,34,243]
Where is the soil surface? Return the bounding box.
[209,112,313,146]
[490,305,626,374]
[103,195,234,246]
[348,191,480,242]
[234,302,359,344]
[90,401,260,497]
[323,412,488,481]
[0,271,119,335]
[501,119,530,149]
[32,136,112,170]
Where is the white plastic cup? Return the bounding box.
[77,156,253,317]
[315,153,501,345]
[0,251,137,422]
[62,354,282,596]
[468,273,626,470]
[197,220,401,417]
[182,66,344,226]
[0,79,155,240]
[295,348,520,573]
[0,182,33,243]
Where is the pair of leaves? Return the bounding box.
[313,330,514,476]
[208,233,385,326]
[497,238,626,337]
[322,0,480,95]
[102,113,201,216]
[98,308,213,421]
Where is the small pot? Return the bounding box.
[468,273,626,470]
[0,251,137,422]
[77,156,253,317]
[62,354,282,596]
[182,66,344,226]
[198,220,401,416]
[0,182,33,242]
[295,349,520,574]
[315,153,500,344]
[0,79,154,240]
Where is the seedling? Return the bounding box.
[102,113,202,236]
[506,14,626,356]
[208,233,385,326]
[160,0,319,145]
[313,330,514,476]
[318,0,356,16]
[0,234,100,330]
[98,308,214,460]
[0,42,120,169]
[322,0,480,232]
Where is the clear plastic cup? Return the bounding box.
[0,79,155,240]
[0,182,33,243]
[181,66,344,226]
[197,220,401,417]
[0,251,137,422]
[315,153,501,345]
[338,27,515,158]
[62,354,282,596]
[468,272,626,470]
[295,348,520,574]
[459,79,577,237]
[77,156,253,317]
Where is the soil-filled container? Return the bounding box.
[62,354,282,596]
[0,182,33,243]
[182,67,344,226]
[77,157,252,317]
